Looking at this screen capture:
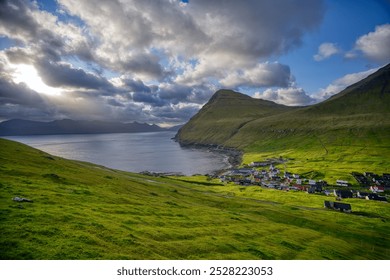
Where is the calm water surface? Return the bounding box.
[5,131,230,175]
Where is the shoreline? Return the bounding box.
[176,141,243,174]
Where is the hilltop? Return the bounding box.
[175,64,390,182]
[0,138,389,259]
[175,89,295,146]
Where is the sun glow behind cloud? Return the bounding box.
[11,64,62,96]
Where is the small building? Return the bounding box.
[307,186,316,194]
[308,179,316,185]
[357,191,370,199]
[324,200,352,212]
[366,193,387,202]
[334,189,353,198]
[336,180,349,187]
[249,161,268,167]
[370,186,385,193]
[324,189,332,196]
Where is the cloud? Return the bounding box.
[188,0,324,58]
[0,0,326,125]
[254,87,316,106]
[314,43,340,61]
[34,60,115,90]
[354,24,390,63]
[58,0,324,85]
[314,67,378,100]
[220,62,292,89]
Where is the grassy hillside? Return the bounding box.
[176,64,390,183]
[175,89,295,145]
[0,138,389,259]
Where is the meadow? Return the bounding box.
[1,138,389,259]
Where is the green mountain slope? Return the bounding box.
[175,89,295,145]
[0,138,389,259]
[176,64,390,181]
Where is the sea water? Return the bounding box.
[4,131,230,175]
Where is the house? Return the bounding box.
[324,200,352,212]
[375,196,388,202]
[357,191,370,198]
[370,186,385,193]
[333,201,352,212]
[308,179,316,185]
[366,193,387,202]
[249,161,268,167]
[324,189,332,196]
[334,189,353,198]
[366,193,379,200]
[324,200,333,208]
[238,178,252,185]
[314,183,323,192]
[307,186,316,194]
[336,180,349,187]
[364,172,375,177]
[352,172,371,187]
[295,185,306,191]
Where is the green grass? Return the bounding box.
[0,138,389,259]
[240,126,390,183]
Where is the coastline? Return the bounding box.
[176,141,243,173]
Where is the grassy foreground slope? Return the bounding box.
[0,138,389,259]
[176,64,390,183]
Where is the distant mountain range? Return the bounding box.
[0,119,174,136]
[175,63,390,148]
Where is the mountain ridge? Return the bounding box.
[176,63,390,148]
[0,119,167,136]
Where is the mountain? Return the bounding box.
[0,119,165,136]
[176,63,390,148]
[174,89,295,145]
[175,64,390,180]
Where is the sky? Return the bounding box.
[0,0,389,126]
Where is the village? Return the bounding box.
[218,159,389,209]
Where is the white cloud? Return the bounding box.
[354,24,390,63]
[314,42,340,61]
[254,87,316,106]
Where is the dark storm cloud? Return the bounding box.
[122,78,152,93]
[132,92,166,107]
[34,60,114,90]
